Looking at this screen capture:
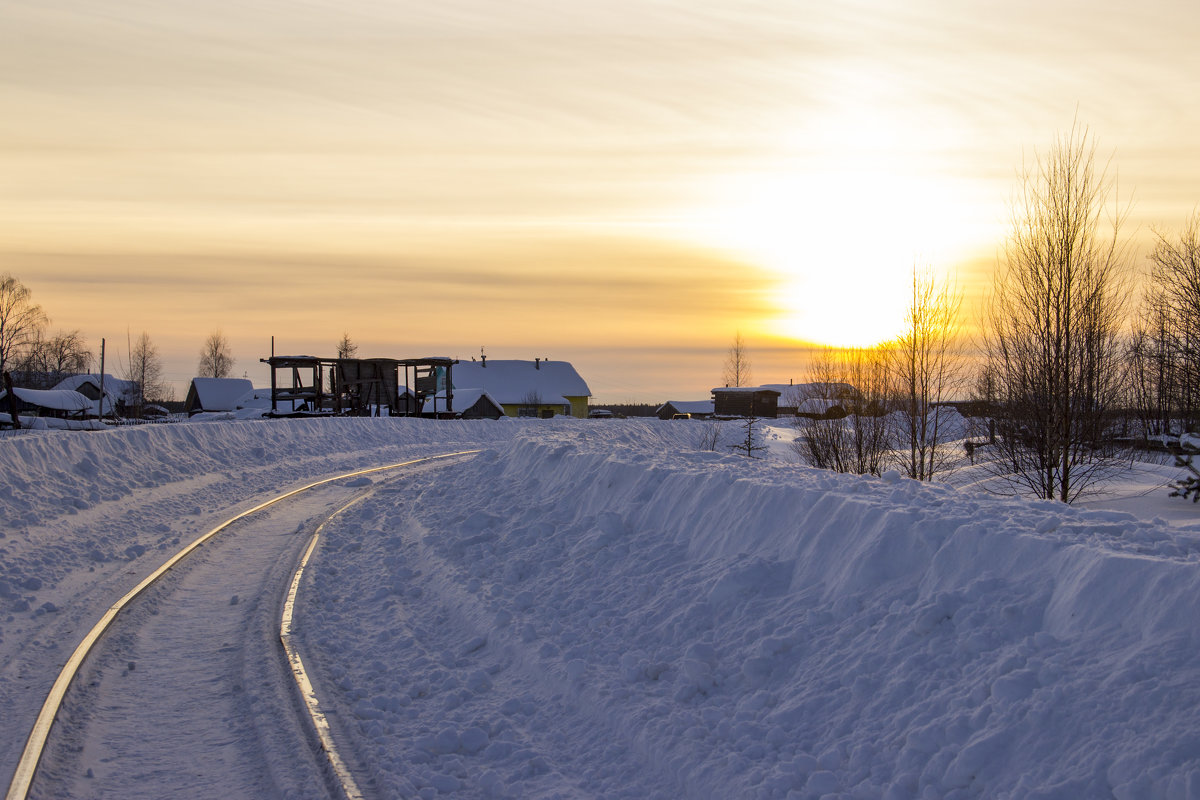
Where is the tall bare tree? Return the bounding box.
[197,330,234,378]
[0,273,48,377]
[125,331,170,415]
[892,266,963,481]
[1131,214,1200,438]
[723,331,752,388]
[982,123,1130,502]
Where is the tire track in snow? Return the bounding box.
[7,452,479,800]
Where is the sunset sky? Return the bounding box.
[3,0,1199,402]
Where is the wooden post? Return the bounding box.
[3,372,20,429]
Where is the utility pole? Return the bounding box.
[98,338,106,418]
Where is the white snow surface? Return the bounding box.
[3,418,1200,799]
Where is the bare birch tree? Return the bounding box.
[1131,214,1200,438]
[0,273,48,377]
[125,331,170,415]
[197,330,234,378]
[892,266,963,480]
[982,123,1130,502]
[723,331,752,388]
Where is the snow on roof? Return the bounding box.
[658,400,715,414]
[423,387,503,414]
[188,378,254,412]
[452,360,590,405]
[0,387,93,412]
[52,373,140,400]
[763,382,858,401]
[710,386,782,395]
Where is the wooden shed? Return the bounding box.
[711,387,781,419]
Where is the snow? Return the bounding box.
[659,400,715,416]
[453,360,591,406]
[0,387,92,413]
[3,418,1200,798]
[186,377,254,413]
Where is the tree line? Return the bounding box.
[752,123,1199,503]
[0,279,249,416]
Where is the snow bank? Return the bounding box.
[306,425,1200,799]
[4,418,1200,799]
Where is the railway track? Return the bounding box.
[5,451,478,800]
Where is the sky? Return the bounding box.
[3,0,1199,402]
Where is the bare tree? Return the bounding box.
[982,123,1130,502]
[125,331,170,416]
[0,273,48,377]
[723,331,753,388]
[197,330,234,378]
[794,346,893,475]
[18,329,92,387]
[892,266,963,481]
[520,390,543,417]
[1131,214,1200,440]
[336,333,358,360]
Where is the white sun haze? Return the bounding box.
[683,99,984,348]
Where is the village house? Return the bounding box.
[452,358,591,418]
[711,387,782,418]
[52,374,140,417]
[656,400,715,420]
[184,377,255,416]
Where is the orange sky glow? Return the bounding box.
[3,0,1199,402]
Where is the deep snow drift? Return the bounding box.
[3,418,1200,799]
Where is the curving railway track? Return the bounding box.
[5,451,477,800]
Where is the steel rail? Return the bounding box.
[281,492,372,800]
[5,449,480,800]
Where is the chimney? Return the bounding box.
[481,354,486,367]
[535,357,540,370]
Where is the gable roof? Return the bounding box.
[51,374,140,416]
[0,387,93,413]
[423,387,504,416]
[452,360,590,405]
[762,382,858,401]
[658,400,715,415]
[186,377,254,412]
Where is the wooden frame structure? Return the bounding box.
[259,355,455,418]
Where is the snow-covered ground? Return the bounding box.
[3,417,1200,798]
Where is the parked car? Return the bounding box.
[588,408,614,419]
[670,413,691,420]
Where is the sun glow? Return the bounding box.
[683,109,984,349]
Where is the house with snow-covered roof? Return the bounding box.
[1,386,103,429]
[422,387,505,419]
[761,382,859,418]
[184,377,255,416]
[452,358,591,418]
[52,374,141,417]
[656,400,715,420]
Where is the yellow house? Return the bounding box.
[451,358,591,418]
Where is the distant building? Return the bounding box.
[763,382,858,418]
[452,358,591,418]
[711,387,781,418]
[1,386,99,429]
[184,377,254,416]
[52,374,140,417]
[656,400,715,420]
[423,388,505,420]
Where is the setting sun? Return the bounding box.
[681,103,984,349]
